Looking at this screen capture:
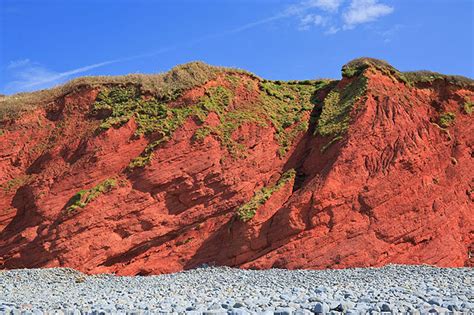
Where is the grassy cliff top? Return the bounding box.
[1,58,472,121]
[0,62,261,120]
[342,57,473,87]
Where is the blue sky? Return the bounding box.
[1,0,473,95]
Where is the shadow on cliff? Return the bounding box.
[183,86,346,270]
[0,186,55,269]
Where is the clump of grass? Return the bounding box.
[176,237,194,246]
[316,75,367,137]
[462,100,473,115]
[236,169,296,222]
[65,178,117,214]
[127,137,169,169]
[1,175,34,192]
[320,135,343,153]
[94,85,199,138]
[438,112,456,128]
[193,126,212,142]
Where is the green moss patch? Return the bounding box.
[462,100,473,115]
[193,80,330,158]
[236,169,296,222]
[316,76,367,137]
[65,178,117,214]
[438,112,456,128]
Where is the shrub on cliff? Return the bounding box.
[236,169,296,222]
[65,178,117,214]
[438,112,456,128]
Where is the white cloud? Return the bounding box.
[299,14,328,30]
[3,59,121,94]
[2,0,397,94]
[325,26,340,34]
[7,59,31,69]
[289,0,393,33]
[307,0,344,12]
[285,0,343,17]
[3,46,177,94]
[3,60,61,93]
[343,0,394,28]
[379,24,403,42]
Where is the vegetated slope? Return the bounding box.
[0,58,472,275]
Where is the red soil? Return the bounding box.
[0,65,473,275]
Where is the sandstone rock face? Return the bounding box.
[0,59,473,275]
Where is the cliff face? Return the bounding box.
[0,59,473,275]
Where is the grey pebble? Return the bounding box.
[0,265,472,314]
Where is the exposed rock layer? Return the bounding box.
[0,59,473,275]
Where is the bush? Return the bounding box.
[236,169,296,222]
[438,112,456,128]
[463,100,473,115]
[65,178,117,214]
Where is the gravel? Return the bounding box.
[0,265,472,314]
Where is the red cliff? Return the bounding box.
[0,58,472,275]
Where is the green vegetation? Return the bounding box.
[0,62,258,121]
[2,175,33,192]
[320,135,343,153]
[128,137,169,169]
[192,84,261,158]
[93,85,201,137]
[123,85,236,168]
[341,57,473,88]
[195,79,325,157]
[193,79,330,158]
[65,178,117,214]
[316,76,367,137]
[92,84,237,168]
[342,58,402,81]
[403,71,473,88]
[176,237,194,246]
[258,81,322,156]
[462,100,473,115]
[236,169,296,222]
[438,112,456,128]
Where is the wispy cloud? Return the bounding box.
[3,59,126,94]
[287,0,343,15]
[378,24,404,43]
[3,47,176,94]
[343,0,394,29]
[4,60,61,93]
[3,0,395,94]
[7,59,31,69]
[291,0,394,33]
[299,14,328,30]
